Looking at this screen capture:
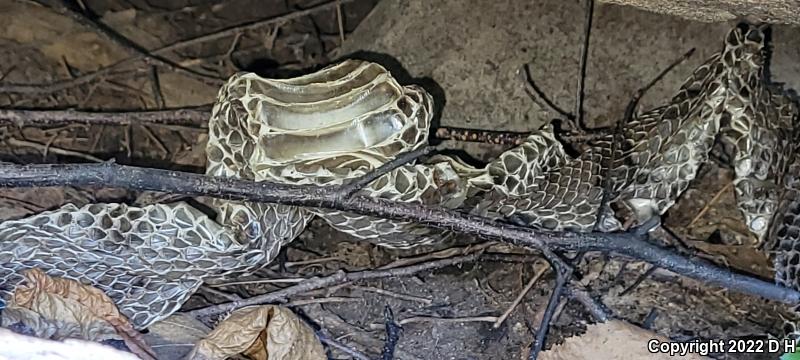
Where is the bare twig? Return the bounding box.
[594,47,696,230]
[621,48,695,124]
[153,0,359,55]
[529,253,572,360]
[397,316,498,326]
[493,261,549,328]
[307,305,422,360]
[521,65,574,120]
[434,126,613,146]
[352,286,433,305]
[0,162,798,307]
[434,127,528,146]
[185,253,483,318]
[565,285,609,322]
[148,67,165,109]
[4,138,103,162]
[0,68,142,94]
[0,108,210,128]
[619,264,658,296]
[336,0,346,45]
[315,331,372,360]
[1,0,357,94]
[687,181,732,228]
[381,306,401,360]
[139,125,169,157]
[574,0,594,129]
[379,242,498,269]
[273,256,344,269]
[286,297,359,306]
[339,145,434,198]
[42,1,222,86]
[209,277,303,287]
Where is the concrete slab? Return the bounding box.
[339,0,799,159]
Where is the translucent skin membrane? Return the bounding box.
[2,26,798,331]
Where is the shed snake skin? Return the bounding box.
[0,24,797,329]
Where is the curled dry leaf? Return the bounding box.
[8,268,157,360]
[539,320,710,360]
[188,305,326,360]
[2,302,119,342]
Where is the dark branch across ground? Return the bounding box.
[0,161,796,307]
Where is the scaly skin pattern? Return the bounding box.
[208,60,493,248]
[473,127,606,232]
[0,60,492,328]
[770,155,800,291]
[0,25,797,331]
[0,202,258,327]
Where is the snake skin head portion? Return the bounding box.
[0,202,255,329]
[214,60,430,186]
[207,68,315,261]
[210,59,490,248]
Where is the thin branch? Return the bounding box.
[521,65,574,120]
[338,145,434,198]
[529,253,572,360]
[400,316,497,325]
[434,126,612,146]
[687,181,732,229]
[619,264,658,296]
[153,0,359,55]
[0,162,798,307]
[594,47,696,230]
[381,306,401,360]
[336,0,346,45]
[574,0,594,129]
[434,127,528,146]
[307,306,422,360]
[352,286,433,305]
[148,67,165,109]
[565,285,609,322]
[4,138,104,162]
[185,253,483,318]
[315,331,372,360]
[43,0,222,86]
[0,0,358,93]
[621,48,695,124]
[0,68,142,94]
[0,108,210,128]
[493,261,549,328]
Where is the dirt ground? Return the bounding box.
[0,0,799,359]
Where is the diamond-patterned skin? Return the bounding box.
[1,25,799,332]
[0,202,265,328]
[208,60,492,248]
[769,148,800,290]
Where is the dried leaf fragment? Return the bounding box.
[9,268,157,360]
[189,305,326,360]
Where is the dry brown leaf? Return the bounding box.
[2,299,119,342]
[188,305,326,360]
[12,268,157,360]
[540,320,711,360]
